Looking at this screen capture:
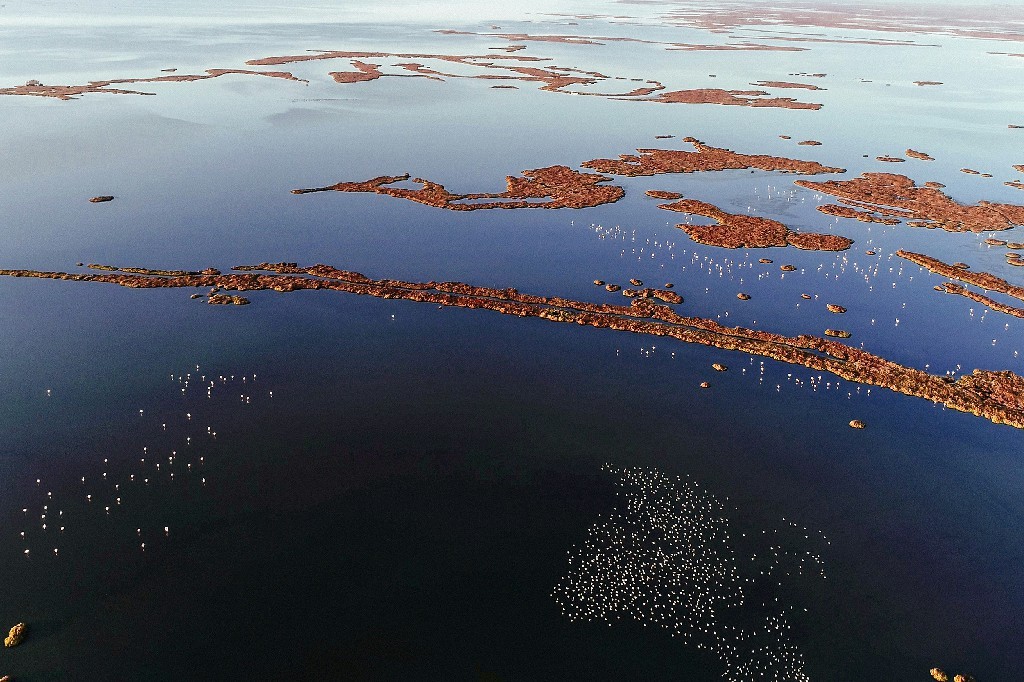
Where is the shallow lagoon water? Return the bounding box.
[1,1,1024,680]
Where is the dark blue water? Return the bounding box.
[1,4,1023,680]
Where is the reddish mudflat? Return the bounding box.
[750,80,824,90]
[638,88,822,109]
[583,137,844,176]
[0,69,307,99]
[898,250,1024,305]
[796,173,1024,232]
[658,197,852,250]
[1,261,1022,428]
[292,167,624,210]
[817,204,899,225]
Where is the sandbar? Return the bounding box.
[0,69,307,100]
[659,3,1024,42]
[658,197,853,250]
[435,28,805,52]
[636,88,822,109]
[898,250,1024,306]
[816,204,900,225]
[795,173,1024,232]
[2,262,1023,428]
[583,137,844,176]
[749,80,824,90]
[292,166,624,210]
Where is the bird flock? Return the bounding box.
[552,464,829,681]
[586,204,1022,378]
[19,366,268,561]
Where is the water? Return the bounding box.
[1,2,1023,680]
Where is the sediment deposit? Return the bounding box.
[584,138,844,176]
[899,250,1024,317]
[292,166,624,210]
[658,197,852,250]
[796,173,1024,232]
[2,261,1024,428]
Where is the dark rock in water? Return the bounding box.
[699,381,709,388]
[629,278,643,286]
[4,622,26,647]
[759,258,773,263]
[605,283,620,292]
[825,329,851,338]
[930,669,949,682]
[712,363,727,372]
[89,195,114,203]
[736,292,751,300]
[826,303,847,313]
[593,279,605,286]
[849,419,866,429]
[781,264,797,271]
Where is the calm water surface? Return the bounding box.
[1,1,1023,679]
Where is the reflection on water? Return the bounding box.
[554,464,827,681]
